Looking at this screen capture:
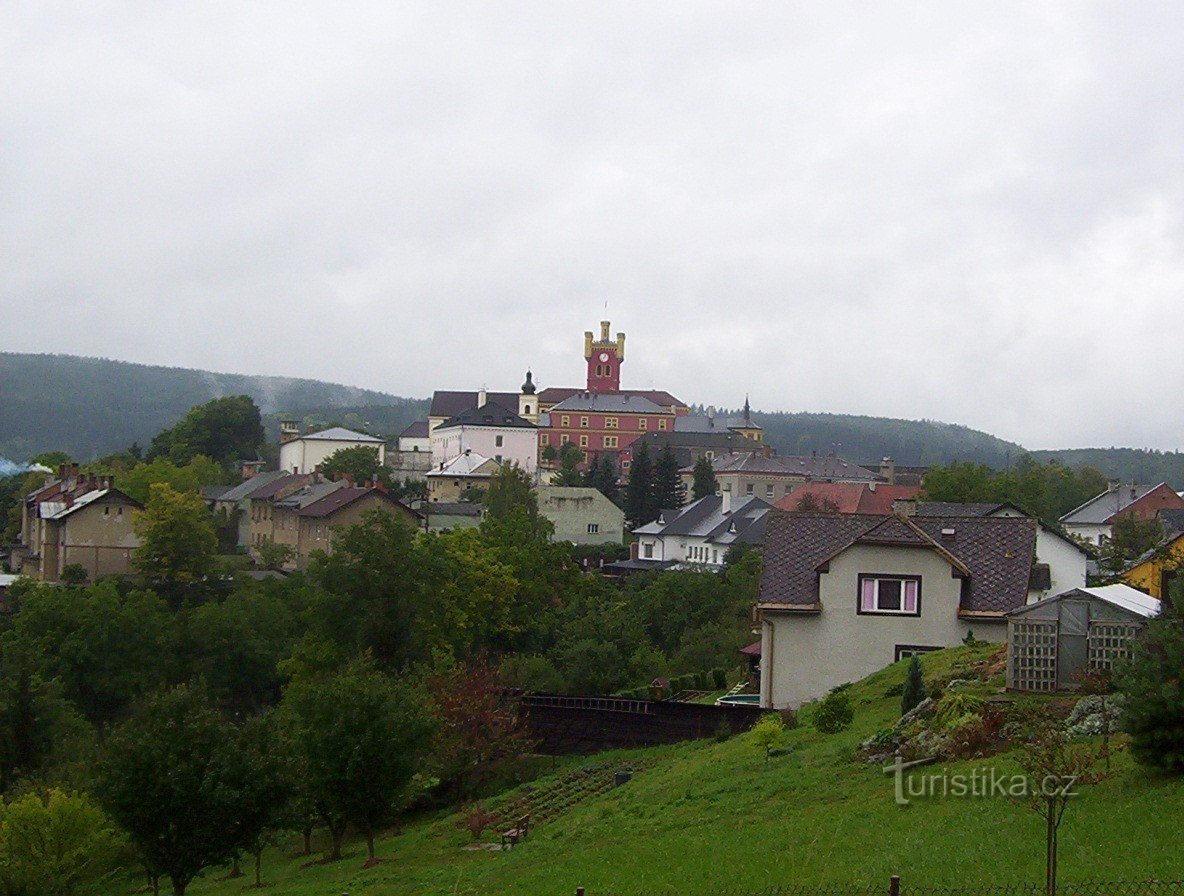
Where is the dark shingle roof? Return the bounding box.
[758,512,1039,614]
[707,453,880,482]
[298,487,420,520]
[217,470,295,502]
[548,393,667,415]
[915,502,1007,517]
[437,401,535,430]
[430,391,519,418]
[399,420,430,439]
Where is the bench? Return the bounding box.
[500,814,530,849]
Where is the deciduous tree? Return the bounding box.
[133,483,218,604]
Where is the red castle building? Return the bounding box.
[536,320,688,471]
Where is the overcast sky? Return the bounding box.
[3,4,1182,450]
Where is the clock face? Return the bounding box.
[599,352,609,362]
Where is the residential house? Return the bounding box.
[14,466,141,583]
[279,485,421,570]
[756,511,1088,708]
[777,495,1088,601]
[701,452,881,505]
[633,494,771,569]
[430,398,538,474]
[426,451,500,503]
[278,426,386,475]
[266,478,346,561]
[212,469,292,549]
[1059,482,1184,546]
[1119,508,1184,602]
[243,473,316,551]
[536,486,625,545]
[1006,585,1160,692]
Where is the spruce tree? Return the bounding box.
[1117,586,1184,772]
[653,444,687,512]
[691,455,718,501]
[625,440,657,528]
[584,454,621,506]
[901,654,925,716]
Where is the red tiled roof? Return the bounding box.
[776,482,921,514]
[298,487,420,520]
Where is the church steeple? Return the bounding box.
[521,369,536,395]
[743,394,751,422]
[518,370,538,423]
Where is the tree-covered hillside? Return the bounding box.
[749,410,1025,468]
[1030,448,1184,490]
[0,353,425,460]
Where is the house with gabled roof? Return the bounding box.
[278,426,386,475]
[699,451,881,506]
[430,398,537,474]
[14,465,142,583]
[756,510,1088,708]
[1060,482,1184,547]
[285,485,421,570]
[427,450,500,503]
[633,494,771,569]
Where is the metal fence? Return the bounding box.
[568,878,1184,896]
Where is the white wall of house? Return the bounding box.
[430,425,537,474]
[280,438,385,475]
[1033,528,1089,601]
[537,487,625,545]
[1063,522,1109,546]
[760,543,1004,709]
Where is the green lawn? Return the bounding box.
[184,645,1184,896]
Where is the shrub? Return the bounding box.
[749,713,784,761]
[935,692,985,729]
[456,803,498,841]
[812,690,854,734]
[901,655,925,716]
[779,706,798,729]
[694,672,709,691]
[946,713,989,758]
[711,668,727,689]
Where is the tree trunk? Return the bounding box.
[1045,799,1056,896]
[367,830,376,863]
[328,822,345,861]
[254,847,263,887]
[302,826,313,856]
[227,858,243,878]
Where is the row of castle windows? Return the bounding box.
[557,415,666,431]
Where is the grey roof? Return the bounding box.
[211,469,290,503]
[297,427,383,443]
[674,414,761,434]
[201,484,231,501]
[548,392,667,415]
[635,495,771,546]
[706,452,880,482]
[437,401,535,430]
[1060,483,1165,525]
[758,511,1040,614]
[430,390,519,418]
[1159,508,1184,537]
[274,480,344,509]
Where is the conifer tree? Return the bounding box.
[901,654,925,716]
[625,440,657,528]
[653,444,687,511]
[691,455,718,501]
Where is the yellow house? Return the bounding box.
[1121,531,1184,601]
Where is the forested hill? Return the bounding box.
[0,353,426,460]
[749,410,1024,469]
[1029,448,1184,490]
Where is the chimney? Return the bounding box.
[892,498,917,517]
[722,491,731,514]
[478,387,487,407]
[343,473,353,487]
[279,419,301,444]
[880,456,895,484]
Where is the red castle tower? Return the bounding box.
[584,320,626,393]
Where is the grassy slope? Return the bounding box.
[188,646,1183,896]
